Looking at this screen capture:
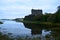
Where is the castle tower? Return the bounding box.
[58,6,60,12]
[31,9,43,15]
[58,6,60,10]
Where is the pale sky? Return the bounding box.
[0,0,60,19]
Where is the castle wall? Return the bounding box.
[31,9,43,15]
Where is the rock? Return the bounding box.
[0,21,3,24]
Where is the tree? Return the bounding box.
[54,6,60,23]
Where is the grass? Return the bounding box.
[0,32,41,40]
[0,32,14,40]
[20,20,60,25]
[0,32,60,40]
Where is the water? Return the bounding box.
[0,20,60,40]
[0,20,55,40]
[0,20,31,37]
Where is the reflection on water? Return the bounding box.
[23,23,60,40]
[23,23,51,35]
[0,20,31,37]
[0,20,60,40]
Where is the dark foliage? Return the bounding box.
[24,6,60,23]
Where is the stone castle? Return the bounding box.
[24,9,43,21]
[31,9,43,15]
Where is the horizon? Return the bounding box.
[0,0,60,19]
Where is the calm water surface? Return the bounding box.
[0,20,31,37]
[0,20,60,40]
[0,20,53,38]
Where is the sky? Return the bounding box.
[0,0,60,19]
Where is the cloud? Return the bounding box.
[0,0,31,3]
[0,0,60,19]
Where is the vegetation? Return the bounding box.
[0,32,14,40]
[24,6,60,23]
[23,6,60,40]
[0,6,60,40]
[0,32,60,40]
[13,18,23,22]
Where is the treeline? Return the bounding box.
[24,6,60,23]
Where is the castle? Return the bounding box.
[57,6,60,12]
[31,9,43,15]
[24,9,43,21]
